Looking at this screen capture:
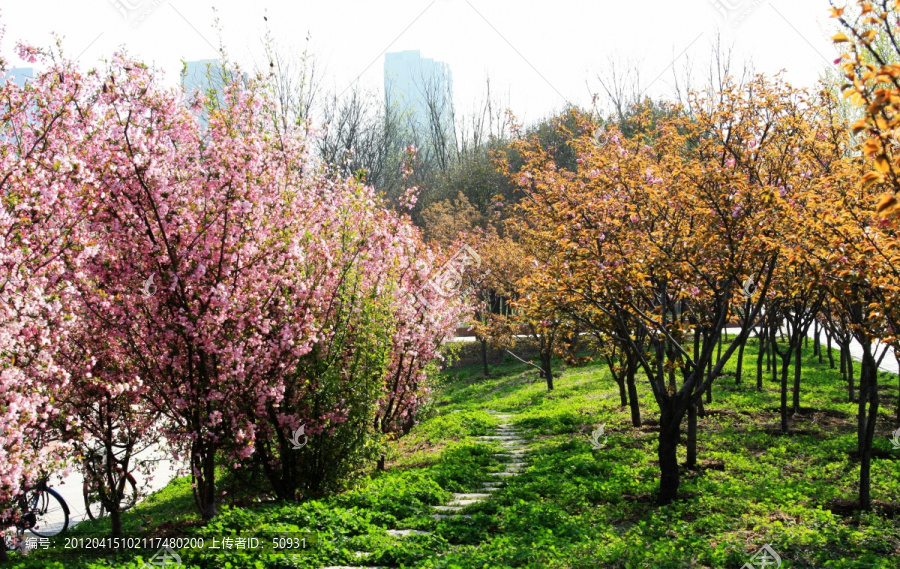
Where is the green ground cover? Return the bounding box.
[7,339,900,568]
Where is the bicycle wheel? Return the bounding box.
[120,473,139,512]
[84,473,139,519]
[83,478,105,521]
[22,487,69,537]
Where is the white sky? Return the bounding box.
[1,0,840,125]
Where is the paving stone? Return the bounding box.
[433,514,473,520]
[433,505,466,512]
[452,493,491,499]
[447,498,483,506]
[489,471,517,477]
[386,529,432,537]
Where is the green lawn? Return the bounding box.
[9,339,900,568]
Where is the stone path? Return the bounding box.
[319,409,528,569]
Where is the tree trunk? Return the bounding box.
[757,331,766,391]
[657,409,684,505]
[686,403,697,469]
[541,351,554,391]
[827,329,835,368]
[792,342,802,414]
[110,508,123,538]
[615,375,627,407]
[716,331,723,365]
[377,456,385,471]
[896,352,900,427]
[0,536,8,562]
[192,443,218,520]
[736,338,746,385]
[857,345,879,510]
[845,343,856,402]
[705,356,713,403]
[626,369,642,427]
[780,352,790,434]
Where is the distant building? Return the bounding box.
[384,50,454,148]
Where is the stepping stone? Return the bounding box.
[477,435,520,440]
[504,462,527,468]
[386,529,432,537]
[452,493,491,499]
[433,505,466,512]
[490,471,517,477]
[447,498,483,506]
[433,514,473,520]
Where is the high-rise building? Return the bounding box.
[384,50,454,147]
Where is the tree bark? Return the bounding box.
[756,329,766,391]
[686,403,697,469]
[626,368,642,427]
[192,442,218,520]
[792,341,802,414]
[736,337,746,385]
[657,408,685,505]
[827,329,835,368]
[857,343,879,510]
[541,351,554,391]
[779,351,791,434]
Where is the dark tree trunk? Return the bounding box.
[615,374,627,407]
[193,444,218,520]
[780,352,791,434]
[840,342,847,379]
[757,330,766,391]
[110,508,123,538]
[792,341,802,414]
[686,403,697,469]
[626,354,642,427]
[705,356,713,403]
[857,345,879,510]
[827,329,835,368]
[844,343,856,402]
[377,456,385,471]
[541,351,554,391]
[716,331,723,365]
[896,352,900,427]
[657,408,685,505]
[736,338,746,385]
[0,536,8,562]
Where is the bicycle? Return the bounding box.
[5,474,70,538]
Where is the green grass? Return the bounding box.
[8,339,900,568]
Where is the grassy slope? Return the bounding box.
[9,338,900,568]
